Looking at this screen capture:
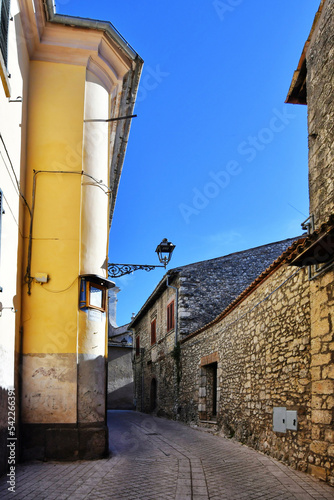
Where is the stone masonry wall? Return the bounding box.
[133,285,177,416]
[177,262,334,484]
[307,0,334,228]
[134,255,334,485]
[176,262,327,477]
[178,264,313,474]
[309,269,334,482]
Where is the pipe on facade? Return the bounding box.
[25,169,110,294]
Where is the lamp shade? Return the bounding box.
[155,238,175,267]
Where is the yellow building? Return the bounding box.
[0,0,142,465]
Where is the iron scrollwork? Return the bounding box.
[108,263,163,278]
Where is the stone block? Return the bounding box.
[310,440,328,455]
[311,367,321,380]
[312,395,323,409]
[312,427,321,440]
[199,387,206,397]
[323,364,334,379]
[327,396,334,409]
[312,380,334,394]
[311,410,332,424]
[311,338,322,354]
[308,464,327,481]
[325,429,334,443]
[311,353,331,367]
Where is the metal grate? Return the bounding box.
[0,0,10,68]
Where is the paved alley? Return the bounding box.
[1,411,334,500]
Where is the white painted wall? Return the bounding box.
[0,0,29,393]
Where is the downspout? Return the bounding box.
[128,328,137,410]
[166,275,178,346]
[141,347,145,412]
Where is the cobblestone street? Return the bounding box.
[1,411,334,500]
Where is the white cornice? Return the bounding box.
[18,0,135,92]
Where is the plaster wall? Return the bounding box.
[0,0,30,476]
[108,347,134,409]
[21,61,85,426]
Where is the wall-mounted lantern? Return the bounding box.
[155,238,176,267]
[108,238,175,278]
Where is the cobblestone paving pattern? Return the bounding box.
[1,411,334,499]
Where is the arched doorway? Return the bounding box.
[150,378,157,412]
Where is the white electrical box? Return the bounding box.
[273,407,286,433]
[286,410,298,431]
[273,407,298,433]
[35,272,48,283]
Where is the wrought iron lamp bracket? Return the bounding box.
[108,263,165,278]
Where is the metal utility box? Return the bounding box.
[286,410,298,431]
[273,407,286,433]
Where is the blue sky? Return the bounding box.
[60,0,318,325]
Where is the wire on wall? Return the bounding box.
[25,169,110,294]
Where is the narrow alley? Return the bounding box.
[1,411,334,500]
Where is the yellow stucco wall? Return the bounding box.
[22,61,86,355]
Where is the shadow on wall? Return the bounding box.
[107,382,134,410]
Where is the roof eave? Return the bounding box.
[44,0,142,63]
[285,0,326,105]
[130,270,179,328]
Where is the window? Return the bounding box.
[167,300,174,331]
[151,318,156,345]
[86,282,106,312]
[0,0,10,68]
[136,336,140,356]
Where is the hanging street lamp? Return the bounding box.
[108,238,175,278]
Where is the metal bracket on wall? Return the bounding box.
[0,302,16,316]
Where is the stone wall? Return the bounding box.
[308,269,334,481]
[107,347,134,410]
[134,250,334,485]
[133,284,177,416]
[178,264,313,471]
[307,0,334,228]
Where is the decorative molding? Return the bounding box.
[18,0,131,92]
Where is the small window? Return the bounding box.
[86,282,106,312]
[151,318,156,345]
[167,300,174,331]
[0,0,10,68]
[136,336,140,356]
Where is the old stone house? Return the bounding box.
[131,0,334,485]
[131,236,301,412]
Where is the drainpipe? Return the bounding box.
[141,348,145,412]
[128,328,136,410]
[166,275,178,346]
